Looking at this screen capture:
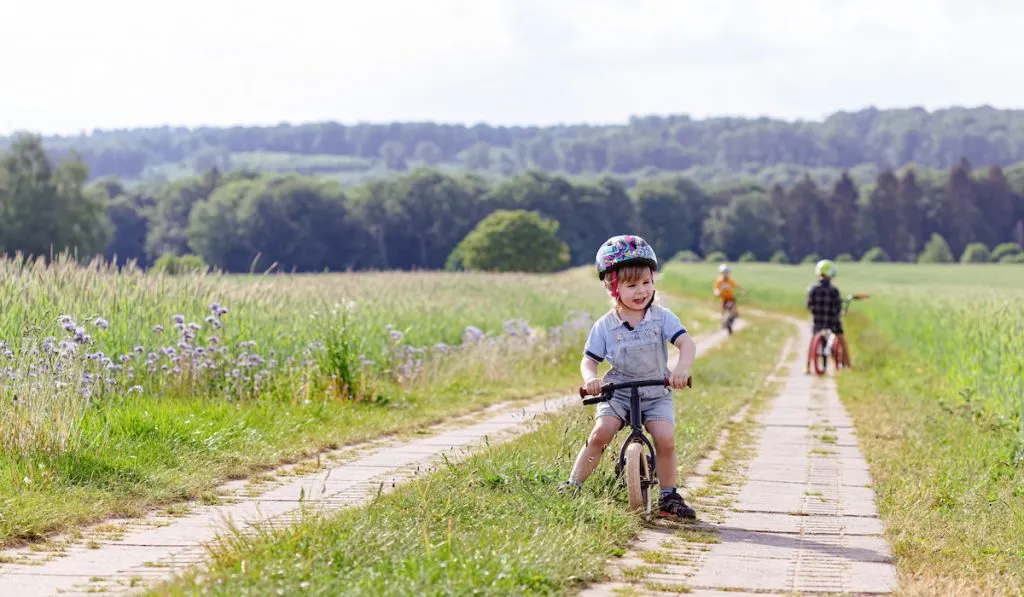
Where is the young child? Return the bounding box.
[712,263,742,315]
[805,259,851,372]
[560,234,698,520]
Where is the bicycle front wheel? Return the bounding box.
[624,441,650,513]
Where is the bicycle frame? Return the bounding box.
[578,377,692,478]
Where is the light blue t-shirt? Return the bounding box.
[583,303,688,398]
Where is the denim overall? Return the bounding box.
[597,306,674,424]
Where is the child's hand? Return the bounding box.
[669,370,691,389]
[583,377,603,396]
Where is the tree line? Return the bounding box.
[2,133,1023,274]
[8,106,1024,188]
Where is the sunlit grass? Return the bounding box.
[147,316,787,597]
[0,256,715,547]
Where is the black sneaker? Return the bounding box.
[659,490,696,520]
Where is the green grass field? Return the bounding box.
[3,257,1023,594]
[0,257,716,546]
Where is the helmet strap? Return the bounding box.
[609,270,619,298]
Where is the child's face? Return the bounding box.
[616,268,655,312]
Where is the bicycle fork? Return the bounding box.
[614,388,657,487]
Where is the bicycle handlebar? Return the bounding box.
[579,376,693,405]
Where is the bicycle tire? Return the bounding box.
[624,442,649,513]
[813,334,828,375]
[833,340,845,369]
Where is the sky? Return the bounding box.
[4,0,1024,135]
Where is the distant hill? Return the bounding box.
[5,105,1024,187]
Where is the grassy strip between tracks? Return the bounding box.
[148,316,789,596]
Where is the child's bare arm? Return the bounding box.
[671,334,696,388]
[580,356,602,395]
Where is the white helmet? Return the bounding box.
[718,264,731,274]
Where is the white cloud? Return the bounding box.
[2,0,1024,134]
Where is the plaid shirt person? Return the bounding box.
[806,278,843,333]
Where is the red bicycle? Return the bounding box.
[811,293,869,375]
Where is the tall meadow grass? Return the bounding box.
[0,254,611,456]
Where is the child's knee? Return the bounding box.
[649,424,675,451]
[588,419,619,449]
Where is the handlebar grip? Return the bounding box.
[581,396,605,405]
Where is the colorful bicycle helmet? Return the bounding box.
[595,235,658,280]
[815,259,837,278]
[718,264,731,274]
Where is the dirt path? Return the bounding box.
[580,314,899,596]
[0,317,744,596]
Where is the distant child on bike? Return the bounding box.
[713,264,742,315]
[805,259,851,373]
[560,235,698,520]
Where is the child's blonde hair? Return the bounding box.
[604,264,656,308]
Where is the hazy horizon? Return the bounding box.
[5,0,1024,136]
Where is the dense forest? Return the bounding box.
[6,106,1024,189]
[2,130,1023,274]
